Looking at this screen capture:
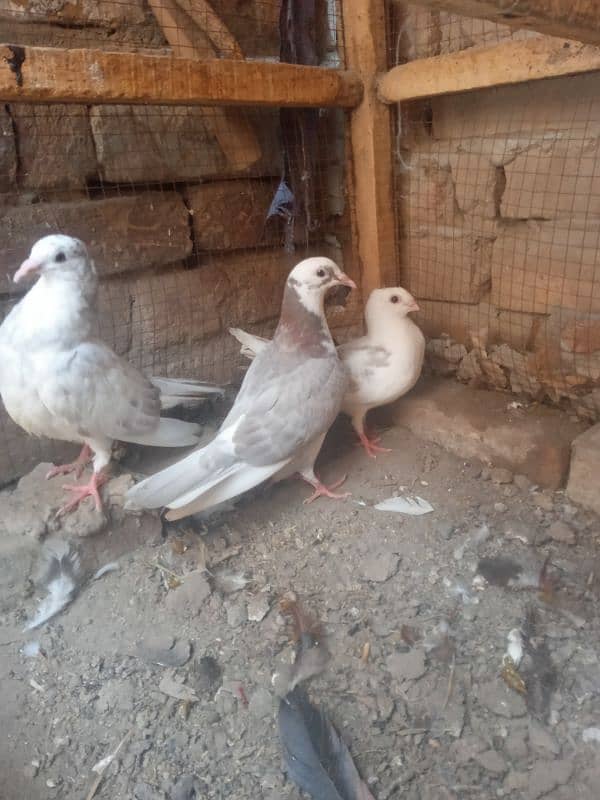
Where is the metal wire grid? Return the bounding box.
[0,1,353,483]
[389,3,600,423]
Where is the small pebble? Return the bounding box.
[547,521,576,546]
[514,474,532,491]
[494,503,508,513]
[491,468,513,485]
[533,492,554,511]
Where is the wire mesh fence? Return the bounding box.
[390,2,600,425]
[0,1,356,483]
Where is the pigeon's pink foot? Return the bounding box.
[358,431,392,459]
[57,471,108,515]
[302,474,350,504]
[46,444,92,481]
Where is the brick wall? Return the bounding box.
[397,4,600,423]
[0,1,359,483]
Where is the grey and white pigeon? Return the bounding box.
[0,234,222,514]
[230,286,425,457]
[126,256,356,519]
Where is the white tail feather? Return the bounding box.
[126,438,233,509]
[122,417,201,448]
[127,422,290,518]
[152,376,224,410]
[165,459,289,520]
[228,328,269,360]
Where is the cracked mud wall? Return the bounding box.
[394,4,600,423]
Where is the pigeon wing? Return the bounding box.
[37,340,164,443]
[223,343,349,467]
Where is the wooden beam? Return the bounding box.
[0,44,363,108]
[146,0,260,178]
[411,0,600,46]
[342,0,398,297]
[378,36,600,103]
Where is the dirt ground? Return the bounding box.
[1,414,600,800]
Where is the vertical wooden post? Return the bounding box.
[342,0,398,296]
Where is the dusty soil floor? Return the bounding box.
[1,416,600,800]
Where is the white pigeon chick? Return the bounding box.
[230,286,425,457]
[0,234,222,514]
[126,256,356,519]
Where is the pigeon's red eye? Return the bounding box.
[390,295,399,303]
[316,268,326,278]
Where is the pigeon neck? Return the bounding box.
[274,283,333,355]
[40,266,97,301]
[366,309,413,341]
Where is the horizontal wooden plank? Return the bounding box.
[0,44,363,108]
[410,1,600,46]
[378,37,600,103]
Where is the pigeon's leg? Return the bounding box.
[358,431,392,458]
[45,444,92,480]
[353,412,391,458]
[58,471,109,515]
[57,440,111,515]
[300,471,351,504]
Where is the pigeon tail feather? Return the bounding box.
[152,376,224,410]
[126,435,241,510]
[228,328,269,360]
[164,458,289,520]
[121,417,201,448]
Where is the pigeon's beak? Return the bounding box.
[336,272,357,290]
[13,256,42,284]
[408,301,420,312]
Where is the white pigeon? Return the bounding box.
[230,286,425,457]
[126,256,356,519]
[0,234,223,514]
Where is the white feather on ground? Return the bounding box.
[24,540,81,631]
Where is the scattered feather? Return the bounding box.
[505,628,524,667]
[279,594,330,692]
[92,562,119,580]
[374,495,433,515]
[582,727,600,744]
[213,570,249,594]
[29,678,45,693]
[501,657,527,695]
[22,641,41,658]
[501,628,527,694]
[24,539,81,631]
[86,730,132,800]
[278,687,376,800]
[443,578,478,605]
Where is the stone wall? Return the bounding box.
[0,1,358,483]
[397,4,600,423]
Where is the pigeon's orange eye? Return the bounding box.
[316,268,326,278]
[55,252,66,263]
[390,295,399,303]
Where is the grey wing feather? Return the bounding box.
[222,342,349,467]
[38,340,164,442]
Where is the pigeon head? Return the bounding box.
[367,287,420,321]
[286,257,356,313]
[14,235,92,284]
